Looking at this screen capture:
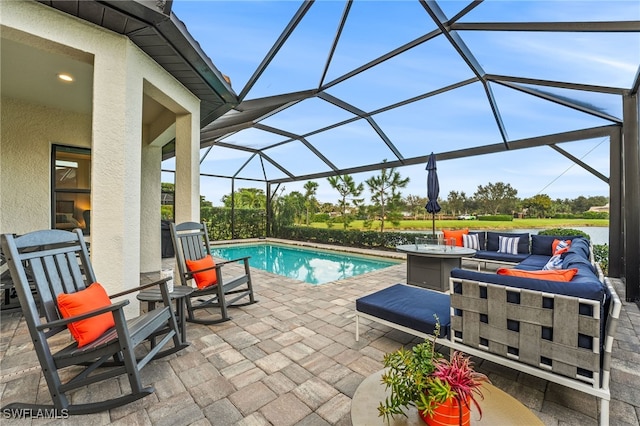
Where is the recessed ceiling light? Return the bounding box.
[57,73,74,82]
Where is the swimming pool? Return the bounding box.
[209,243,401,285]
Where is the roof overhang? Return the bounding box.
[37,0,239,130]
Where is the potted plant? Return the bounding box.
[378,323,489,425]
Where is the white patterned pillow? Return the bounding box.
[497,236,520,255]
[543,240,571,270]
[462,233,480,250]
[543,254,564,270]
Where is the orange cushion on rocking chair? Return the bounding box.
[185,255,218,289]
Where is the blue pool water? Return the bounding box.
[209,243,400,285]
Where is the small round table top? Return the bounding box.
[396,244,477,258]
[351,369,544,426]
[137,285,194,302]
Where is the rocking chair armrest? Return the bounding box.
[109,277,171,299]
[214,256,251,267]
[37,299,129,330]
[185,264,222,277]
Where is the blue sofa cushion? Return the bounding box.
[565,237,591,259]
[518,254,552,270]
[563,253,597,275]
[450,268,605,302]
[473,250,530,263]
[531,235,588,256]
[487,232,530,254]
[356,284,450,337]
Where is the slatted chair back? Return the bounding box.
[172,221,211,287]
[1,228,187,415]
[170,221,256,324]
[4,230,95,338]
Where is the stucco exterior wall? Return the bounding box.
[0,98,92,235]
[1,1,201,315]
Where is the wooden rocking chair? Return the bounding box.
[0,229,187,416]
[170,222,256,324]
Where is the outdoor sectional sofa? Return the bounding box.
[461,231,538,269]
[355,233,621,425]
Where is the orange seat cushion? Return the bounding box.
[186,255,218,289]
[497,268,578,282]
[57,282,115,347]
[443,229,469,247]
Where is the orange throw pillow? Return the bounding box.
[185,255,218,289]
[497,268,578,282]
[443,229,469,247]
[57,282,115,347]
[552,239,572,255]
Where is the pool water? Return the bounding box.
[209,243,400,285]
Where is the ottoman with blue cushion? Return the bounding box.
[355,283,451,339]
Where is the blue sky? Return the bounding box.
[165,0,639,206]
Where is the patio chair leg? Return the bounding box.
[218,283,229,321]
[600,398,609,426]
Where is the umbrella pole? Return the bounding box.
[432,212,435,236]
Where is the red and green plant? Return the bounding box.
[378,321,489,424]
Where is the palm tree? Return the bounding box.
[303,181,319,226]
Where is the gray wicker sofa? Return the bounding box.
[355,235,621,425]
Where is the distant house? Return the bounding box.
[588,203,610,213]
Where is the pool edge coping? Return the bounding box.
[208,237,407,261]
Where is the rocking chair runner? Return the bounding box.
[170,221,256,324]
[0,229,187,415]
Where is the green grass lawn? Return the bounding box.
[309,218,609,231]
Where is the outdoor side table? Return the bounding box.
[351,369,544,425]
[137,285,194,346]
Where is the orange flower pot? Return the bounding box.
[420,397,470,426]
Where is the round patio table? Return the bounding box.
[351,369,544,425]
[396,244,476,292]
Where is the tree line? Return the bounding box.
[163,165,608,231]
[209,168,608,231]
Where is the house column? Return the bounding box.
[90,41,143,316]
[174,113,200,224]
[140,139,162,273]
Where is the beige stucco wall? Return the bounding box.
[1,1,201,315]
[0,99,92,235]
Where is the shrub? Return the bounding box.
[312,213,330,222]
[276,226,417,249]
[582,211,609,219]
[537,228,590,239]
[593,244,609,275]
[203,207,266,240]
[477,215,513,222]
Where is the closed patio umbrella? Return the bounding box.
[425,152,441,236]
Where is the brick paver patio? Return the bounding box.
[1,246,639,425]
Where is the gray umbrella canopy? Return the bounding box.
[425,153,441,236]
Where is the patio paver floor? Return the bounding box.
[1,253,639,425]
